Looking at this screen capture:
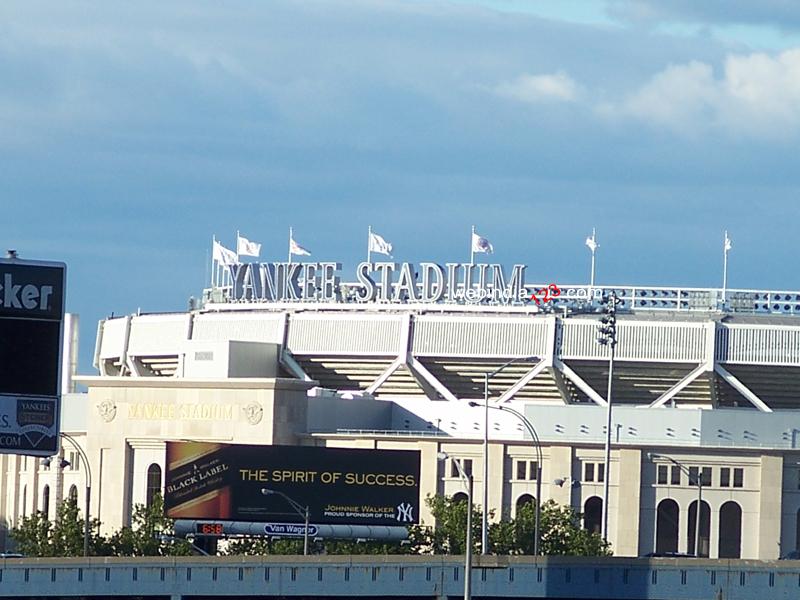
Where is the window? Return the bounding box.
[515,460,538,481]
[42,485,50,520]
[688,466,699,485]
[720,467,731,487]
[146,463,162,508]
[657,465,668,485]
[701,467,712,487]
[450,458,472,478]
[733,468,744,488]
[68,452,80,471]
[597,463,605,483]
[69,485,78,503]
[584,463,595,482]
[671,465,681,485]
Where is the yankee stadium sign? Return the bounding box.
[226,261,532,304]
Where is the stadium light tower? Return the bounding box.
[597,292,620,544]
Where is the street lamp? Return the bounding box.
[478,356,538,555]
[43,433,92,556]
[597,293,620,543]
[260,489,310,555]
[648,453,704,557]
[438,451,473,600]
[469,401,542,556]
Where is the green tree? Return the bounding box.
[408,494,484,555]
[408,494,611,557]
[107,494,192,556]
[535,500,611,556]
[10,496,107,557]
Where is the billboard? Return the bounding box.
[0,258,66,455]
[164,442,420,527]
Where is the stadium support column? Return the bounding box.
[758,454,783,559]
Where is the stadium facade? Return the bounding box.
[4,259,800,560]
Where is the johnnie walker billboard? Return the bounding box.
[164,442,420,526]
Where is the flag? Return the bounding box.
[472,231,494,254]
[212,240,238,266]
[724,232,732,252]
[585,233,598,253]
[237,234,261,257]
[290,236,311,256]
[369,231,393,256]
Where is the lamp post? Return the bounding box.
[49,433,92,557]
[260,489,310,555]
[470,402,542,556]
[597,293,620,544]
[438,452,473,600]
[649,453,704,557]
[479,356,538,555]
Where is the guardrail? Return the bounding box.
[1,555,798,599]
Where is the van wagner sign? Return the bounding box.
[226,261,533,304]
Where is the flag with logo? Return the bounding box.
[290,236,311,256]
[237,234,261,257]
[585,232,598,253]
[471,231,494,254]
[213,240,238,266]
[724,232,732,252]
[369,231,393,257]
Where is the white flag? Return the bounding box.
[213,240,238,266]
[290,236,311,256]
[724,232,732,252]
[369,231,393,256]
[585,234,598,253]
[472,231,494,254]
[237,234,261,257]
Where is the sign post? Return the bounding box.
[0,257,66,456]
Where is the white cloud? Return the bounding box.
[616,48,800,137]
[494,71,579,103]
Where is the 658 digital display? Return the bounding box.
[195,523,225,536]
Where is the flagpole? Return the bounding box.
[590,227,597,290]
[289,227,293,264]
[236,230,241,262]
[368,225,372,264]
[211,235,216,288]
[722,230,729,304]
[470,225,475,266]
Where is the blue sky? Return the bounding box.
[4,1,800,372]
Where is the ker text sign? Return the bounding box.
[0,258,66,455]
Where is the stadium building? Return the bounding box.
[4,257,800,560]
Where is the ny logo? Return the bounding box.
[396,502,414,523]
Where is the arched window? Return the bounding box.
[687,499,711,557]
[146,463,162,508]
[718,501,742,559]
[69,485,78,504]
[452,492,468,504]
[655,499,679,554]
[516,494,536,514]
[583,496,603,535]
[42,485,50,519]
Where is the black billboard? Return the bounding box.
[0,258,66,455]
[164,442,420,527]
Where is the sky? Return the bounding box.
[3,0,800,373]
